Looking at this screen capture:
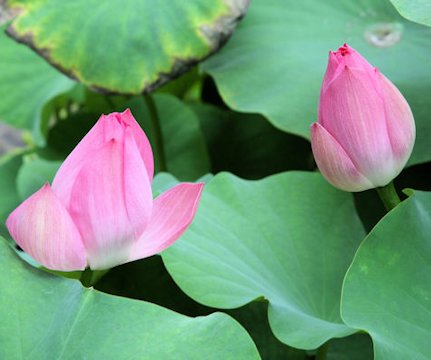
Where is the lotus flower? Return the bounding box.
[311,44,415,192]
[6,109,204,271]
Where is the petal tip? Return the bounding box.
[121,108,133,116]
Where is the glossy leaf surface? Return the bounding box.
[163,172,365,349]
[342,191,431,360]
[0,237,260,359]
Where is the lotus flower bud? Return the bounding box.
[6,109,204,271]
[310,44,415,192]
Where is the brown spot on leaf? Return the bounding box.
[200,0,250,51]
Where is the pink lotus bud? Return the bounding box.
[310,44,415,192]
[6,109,204,271]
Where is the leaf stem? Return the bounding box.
[315,342,328,360]
[143,94,166,172]
[80,268,94,287]
[376,181,401,211]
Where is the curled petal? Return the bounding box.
[311,123,374,192]
[123,127,154,235]
[119,109,154,180]
[52,114,114,205]
[68,131,153,270]
[321,52,340,92]
[6,184,86,271]
[378,72,416,162]
[129,183,204,262]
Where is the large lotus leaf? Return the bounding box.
[0,237,260,360]
[96,255,307,360]
[389,0,431,26]
[202,0,431,166]
[162,171,365,349]
[0,25,75,142]
[7,0,249,94]
[341,191,431,360]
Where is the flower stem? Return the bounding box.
[143,94,167,172]
[316,342,328,360]
[80,268,94,287]
[376,181,401,211]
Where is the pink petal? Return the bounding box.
[119,109,154,180]
[319,66,394,183]
[123,127,154,233]
[311,123,374,192]
[67,129,153,270]
[128,182,204,262]
[52,114,115,205]
[6,184,86,271]
[321,51,340,92]
[52,109,153,205]
[378,72,416,162]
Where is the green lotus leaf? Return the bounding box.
[7,0,249,94]
[0,237,260,359]
[163,171,365,349]
[389,0,431,26]
[342,191,431,360]
[0,25,75,142]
